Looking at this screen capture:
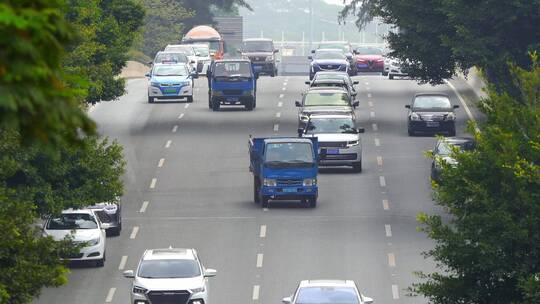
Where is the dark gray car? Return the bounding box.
[241,38,279,77]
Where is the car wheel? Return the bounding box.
[308,197,317,208]
[187,96,193,103]
[382,71,388,76]
[408,128,415,136]
[253,179,260,204]
[148,96,154,103]
[245,100,254,111]
[212,100,220,111]
[389,74,394,80]
[253,96,257,108]
[448,128,456,137]
[352,161,362,173]
[96,252,105,267]
[261,195,269,208]
[208,93,212,109]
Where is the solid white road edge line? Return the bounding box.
[256,253,264,268]
[105,287,116,303]
[139,201,149,213]
[130,226,139,239]
[444,79,480,132]
[252,285,260,300]
[150,178,157,189]
[118,255,128,270]
[158,158,165,168]
[392,284,399,299]
[259,225,267,238]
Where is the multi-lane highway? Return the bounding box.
[36,73,479,304]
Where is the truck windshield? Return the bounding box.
[264,142,314,168]
[304,92,349,106]
[213,62,252,78]
[307,117,356,134]
[242,41,274,52]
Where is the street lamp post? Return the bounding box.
[309,0,313,52]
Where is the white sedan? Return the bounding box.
[43,209,108,267]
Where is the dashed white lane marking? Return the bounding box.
[139,201,149,213]
[118,255,128,270]
[377,156,383,166]
[105,287,116,303]
[444,80,480,132]
[379,176,386,187]
[372,123,378,131]
[252,285,260,300]
[388,253,396,267]
[165,140,172,148]
[370,111,375,118]
[392,284,399,299]
[158,158,165,168]
[368,101,374,107]
[366,87,371,91]
[150,178,157,189]
[385,224,392,237]
[279,94,284,98]
[273,124,279,132]
[367,93,372,98]
[276,112,281,118]
[262,208,269,212]
[277,101,283,107]
[282,87,286,91]
[259,225,267,238]
[130,226,139,239]
[374,138,381,146]
[283,82,288,86]
[184,104,190,109]
[178,113,184,119]
[172,125,178,133]
[256,253,264,268]
[382,199,390,210]
[365,82,369,85]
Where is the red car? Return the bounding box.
[354,47,385,74]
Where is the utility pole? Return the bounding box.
[309,0,313,52]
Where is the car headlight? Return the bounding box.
[190,286,205,293]
[300,114,310,122]
[133,286,147,295]
[446,112,456,120]
[213,90,223,96]
[263,178,277,187]
[347,140,359,146]
[303,178,317,186]
[87,237,100,246]
[150,82,160,87]
[410,112,421,121]
[182,81,191,86]
[266,56,274,62]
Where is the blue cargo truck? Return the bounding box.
[208,59,258,111]
[249,137,319,208]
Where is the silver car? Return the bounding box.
[123,248,217,304]
[283,280,373,304]
[299,114,365,172]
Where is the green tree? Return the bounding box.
[0,0,95,144]
[180,0,251,33]
[412,59,540,303]
[0,130,125,303]
[63,0,144,104]
[340,0,540,93]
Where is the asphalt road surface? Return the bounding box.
[36,73,480,304]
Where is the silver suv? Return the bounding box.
[299,114,365,172]
[123,248,217,304]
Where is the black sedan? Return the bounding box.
[430,137,475,182]
[406,93,459,136]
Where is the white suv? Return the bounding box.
[124,248,217,304]
[43,209,108,267]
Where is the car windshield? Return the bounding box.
[154,53,188,64]
[307,118,356,134]
[138,259,201,279]
[213,62,252,78]
[304,92,349,106]
[296,287,360,304]
[243,41,274,52]
[165,45,195,56]
[437,141,475,155]
[193,47,209,57]
[413,96,451,109]
[46,213,98,230]
[319,44,348,52]
[264,142,314,167]
[315,51,345,60]
[355,47,383,55]
[153,65,188,76]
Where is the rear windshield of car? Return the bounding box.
[46,213,98,230]
[304,92,349,106]
[165,45,195,56]
[153,65,188,76]
[154,53,188,64]
[413,96,451,109]
[438,141,475,155]
[307,118,355,134]
[242,41,274,52]
[315,51,346,60]
[355,47,383,55]
[213,62,252,78]
[296,286,360,304]
[193,47,210,57]
[138,259,201,279]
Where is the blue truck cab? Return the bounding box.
[208,59,258,111]
[249,137,319,208]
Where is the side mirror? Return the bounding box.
[453,105,460,109]
[123,270,135,278]
[101,223,111,230]
[274,49,279,53]
[282,297,292,304]
[353,81,359,85]
[145,73,150,78]
[405,105,411,109]
[363,296,374,304]
[353,101,360,108]
[148,61,153,65]
[311,50,316,54]
[297,128,304,137]
[190,60,196,64]
[195,52,201,56]
[295,101,302,107]
[191,72,199,79]
[204,268,217,278]
[352,92,358,97]
[307,56,313,60]
[305,81,311,85]
[357,127,365,133]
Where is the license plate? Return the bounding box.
[282,188,297,193]
[326,149,339,154]
[426,121,440,127]
[164,88,177,93]
[253,65,262,70]
[358,64,368,68]
[226,97,239,102]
